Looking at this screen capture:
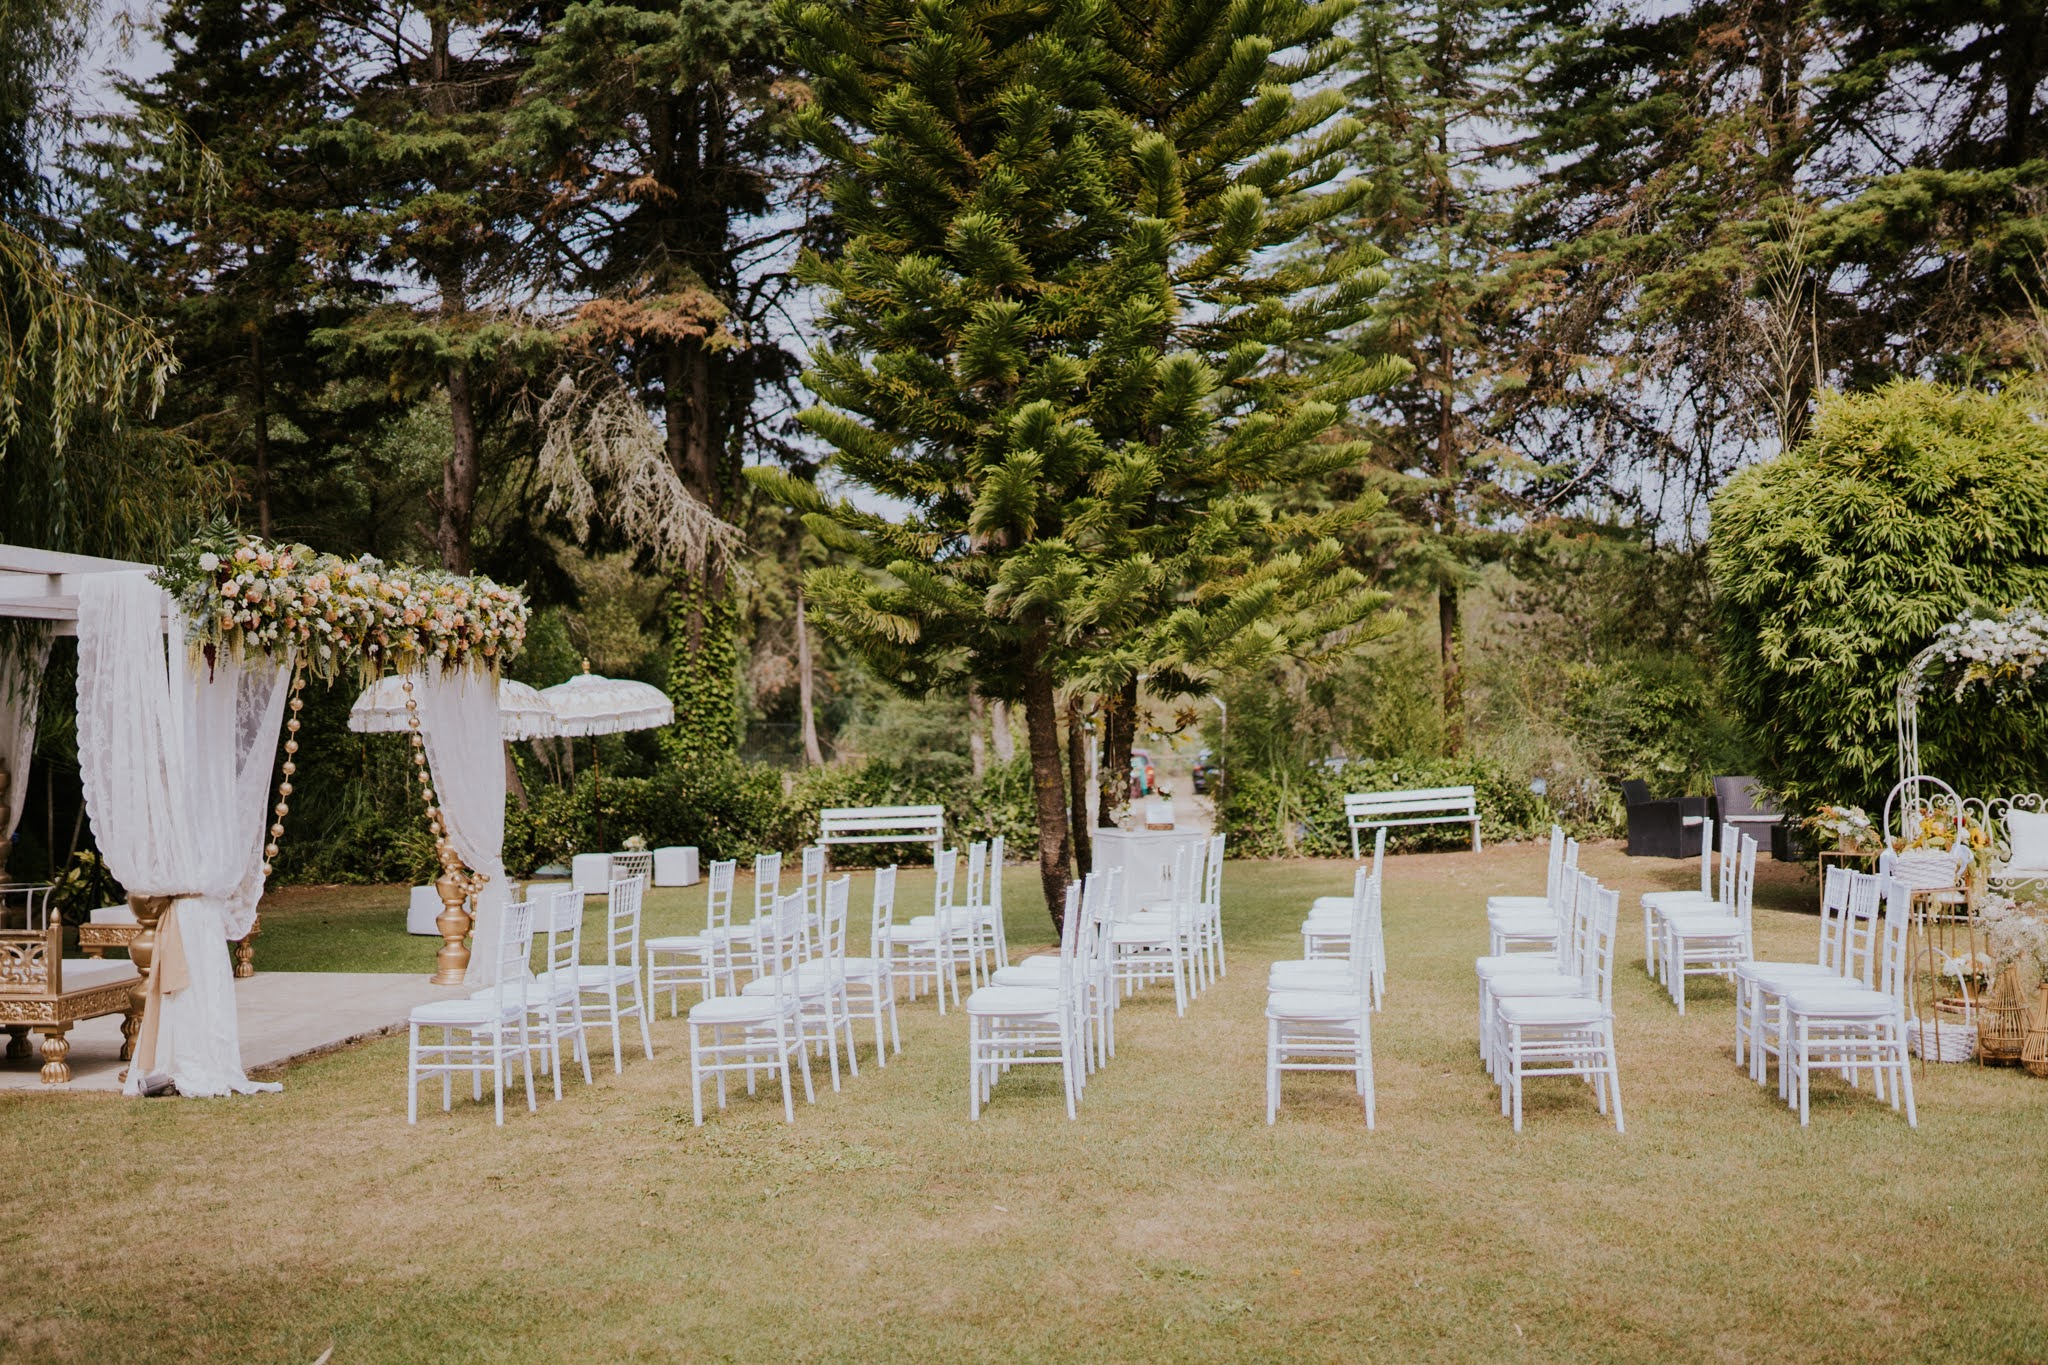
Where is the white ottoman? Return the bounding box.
[408,885,443,936]
[654,846,699,887]
[571,853,612,897]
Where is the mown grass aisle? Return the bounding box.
[4,844,2045,1362]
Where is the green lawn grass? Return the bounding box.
[5,843,2045,1362]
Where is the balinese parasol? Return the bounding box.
[348,674,561,740]
[538,663,674,844]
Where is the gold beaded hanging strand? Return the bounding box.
[235,660,308,979]
[405,675,477,984]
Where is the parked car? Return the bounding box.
[1129,749,1156,797]
[1191,750,1222,794]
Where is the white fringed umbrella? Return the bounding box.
[348,674,562,740]
[538,666,674,736]
[539,665,674,844]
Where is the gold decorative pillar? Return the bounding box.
[120,894,173,1082]
[405,674,479,984]
[233,924,259,979]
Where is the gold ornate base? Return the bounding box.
[233,918,259,979]
[38,1026,70,1085]
[429,869,473,985]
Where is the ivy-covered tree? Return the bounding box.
[515,0,809,757]
[761,0,1403,918]
[1711,381,2048,814]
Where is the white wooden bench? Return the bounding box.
[1345,786,1482,857]
[818,805,945,863]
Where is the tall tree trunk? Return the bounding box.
[662,336,738,756]
[1439,586,1465,756]
[797,586,823,766]
[248,330,272,537]
[1066,693,1092,876]
[1020,647,1072,932]
[967,685,987,779]
[990,699,1016,762]
[1096,676,1137,829]
[439,358,479,573]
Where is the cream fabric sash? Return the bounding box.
[129,898,191,1081]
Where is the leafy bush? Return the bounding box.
[1712,381,2048,813]
[501,754,1039,878]
[1218,756,1553,859]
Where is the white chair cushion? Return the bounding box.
[991,963,1059,987]
[1487,912,1559,936]
[1486,895,1550,913]
[57,959,140,991]
[645,934,710,953]
[1496,995,1609,1026]
[2006,808,2048,869]
[964,985,1060,1016]
[1111,923,1174,945]
[410,995,519,1026]
[1474,953,1560,979]
[1268,962,1360,990]
[87,904,138,925]
[838,956,888,980]
[1308,895,1355,913]
[1783,986,1892,1017]
[1489,973,1588,998]
[1735,960,1841,987]
[1668,914,1743,937]
[689,995,791,1024]
[1265,989,1365,1023]
[572,964,639,988]
[1642,890,1714,911]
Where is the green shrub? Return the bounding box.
[1712,380,2048,813]
[1218,756,1553,859]
[499,754,1039,878]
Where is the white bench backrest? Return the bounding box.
[818,805,946,855]
[1345,786,1477,819]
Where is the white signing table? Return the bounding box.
[1094,827,1204,913]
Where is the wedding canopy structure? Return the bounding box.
[0,536,529,1097]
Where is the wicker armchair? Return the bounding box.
[1621,780,1709,859]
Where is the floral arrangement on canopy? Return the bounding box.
[155,526,528,682]
[1902,602,2048,704]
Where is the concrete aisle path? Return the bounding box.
[1,971,468,1094]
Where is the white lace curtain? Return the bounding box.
[0,629,53,874]
[413,667,510,986]
[76,572,290,1097]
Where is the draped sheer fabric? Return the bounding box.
[76,572,289,1097]
[413,668,511,986]
[0,629,52,860]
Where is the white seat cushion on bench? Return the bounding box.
[59,959,140,992]
[88,904,138,925]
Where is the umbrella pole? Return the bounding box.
[593,736,605,849]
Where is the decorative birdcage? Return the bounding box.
[1978,967,2031,1065]
[2022,983,2048,1078]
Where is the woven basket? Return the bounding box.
[1978,968,2031,1066]
[1908,1018,1979,1064]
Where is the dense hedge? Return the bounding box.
[503,755,1039,877]
[1217,757,1554,858]
[1712,381,2048,813]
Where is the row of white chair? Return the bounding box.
[406,877,656,1124]
[1475,861,1626,1132]
[1268,843,1382,1125]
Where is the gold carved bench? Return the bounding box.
[1,924,141,1083]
